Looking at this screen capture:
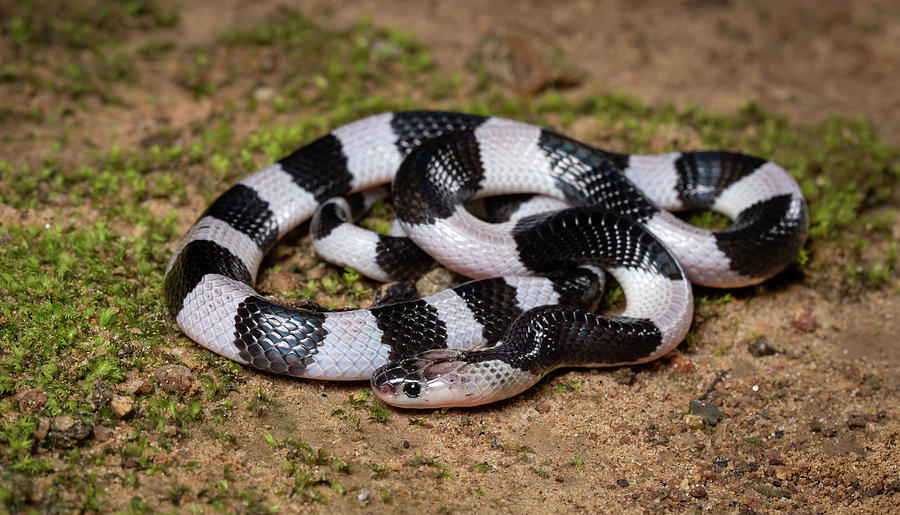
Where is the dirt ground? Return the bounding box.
[3,0,899,513]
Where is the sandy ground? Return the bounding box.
[3,1,899,513]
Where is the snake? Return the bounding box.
[164,111,809,408]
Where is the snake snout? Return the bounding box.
[370,349,477,407]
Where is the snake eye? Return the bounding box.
[403,381,422,398]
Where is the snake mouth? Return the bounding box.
[370,349,478,408]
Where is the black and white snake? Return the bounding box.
[164,111,808,407]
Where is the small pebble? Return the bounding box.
[92,380,113,406]
[357,488,369,502]
[667,354,694,373]
[17,387,47,412]
[748,339,777,357]
[683,414,705,430]
[253,85,275,102]
[791,308,817,332]
[690,486,708,498]
[47,414,93,448]
[53,415,76,432]
[124,378,152,395]
[154,364,193,393]
[616,478,629,487]
[688,399,723,426]
[110,395,133,418]
[712,457,729,468]
[34,418,50,440]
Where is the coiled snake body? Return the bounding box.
[164,111,808,407]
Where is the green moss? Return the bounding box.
[1,0,177,51]
[0,224,168,402]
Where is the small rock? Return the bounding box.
[163,424,178,436]
[791,308,817,332]
[53,415,76,432]
[386,461,403,471]
[47,414,93,448]
[712,457,729,468]
[34,418,50,440]
[616,478,629,487]
[534,403,551,414]
[110,395,133,418]
[775,467,792,481]
[253,85,275,102]
[357,488,369,503]
[683,414,705,430]
[92,380,113,406]
[690,486,708,499]
[667,354,694,373]
[154,364,193,393]
[124,378,152,395]
[688,399,723,426]
[748,339,778,357]
[17,387,47,412]
[93,424,112,442]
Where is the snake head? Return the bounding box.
[370,349,485,408]
[371,348,542,408]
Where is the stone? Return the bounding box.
[110,395,133,418]
[47,414,93,448]
[124,378,153,395]
[689,399,723,426]
[683,414,705,430]
[53,415,75,432]
[17,387,47,412]
[34,418,50,440]
[690,486,708,498]
[154,364,193,393]
[748,339,778,357]
[791,307,817,332]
